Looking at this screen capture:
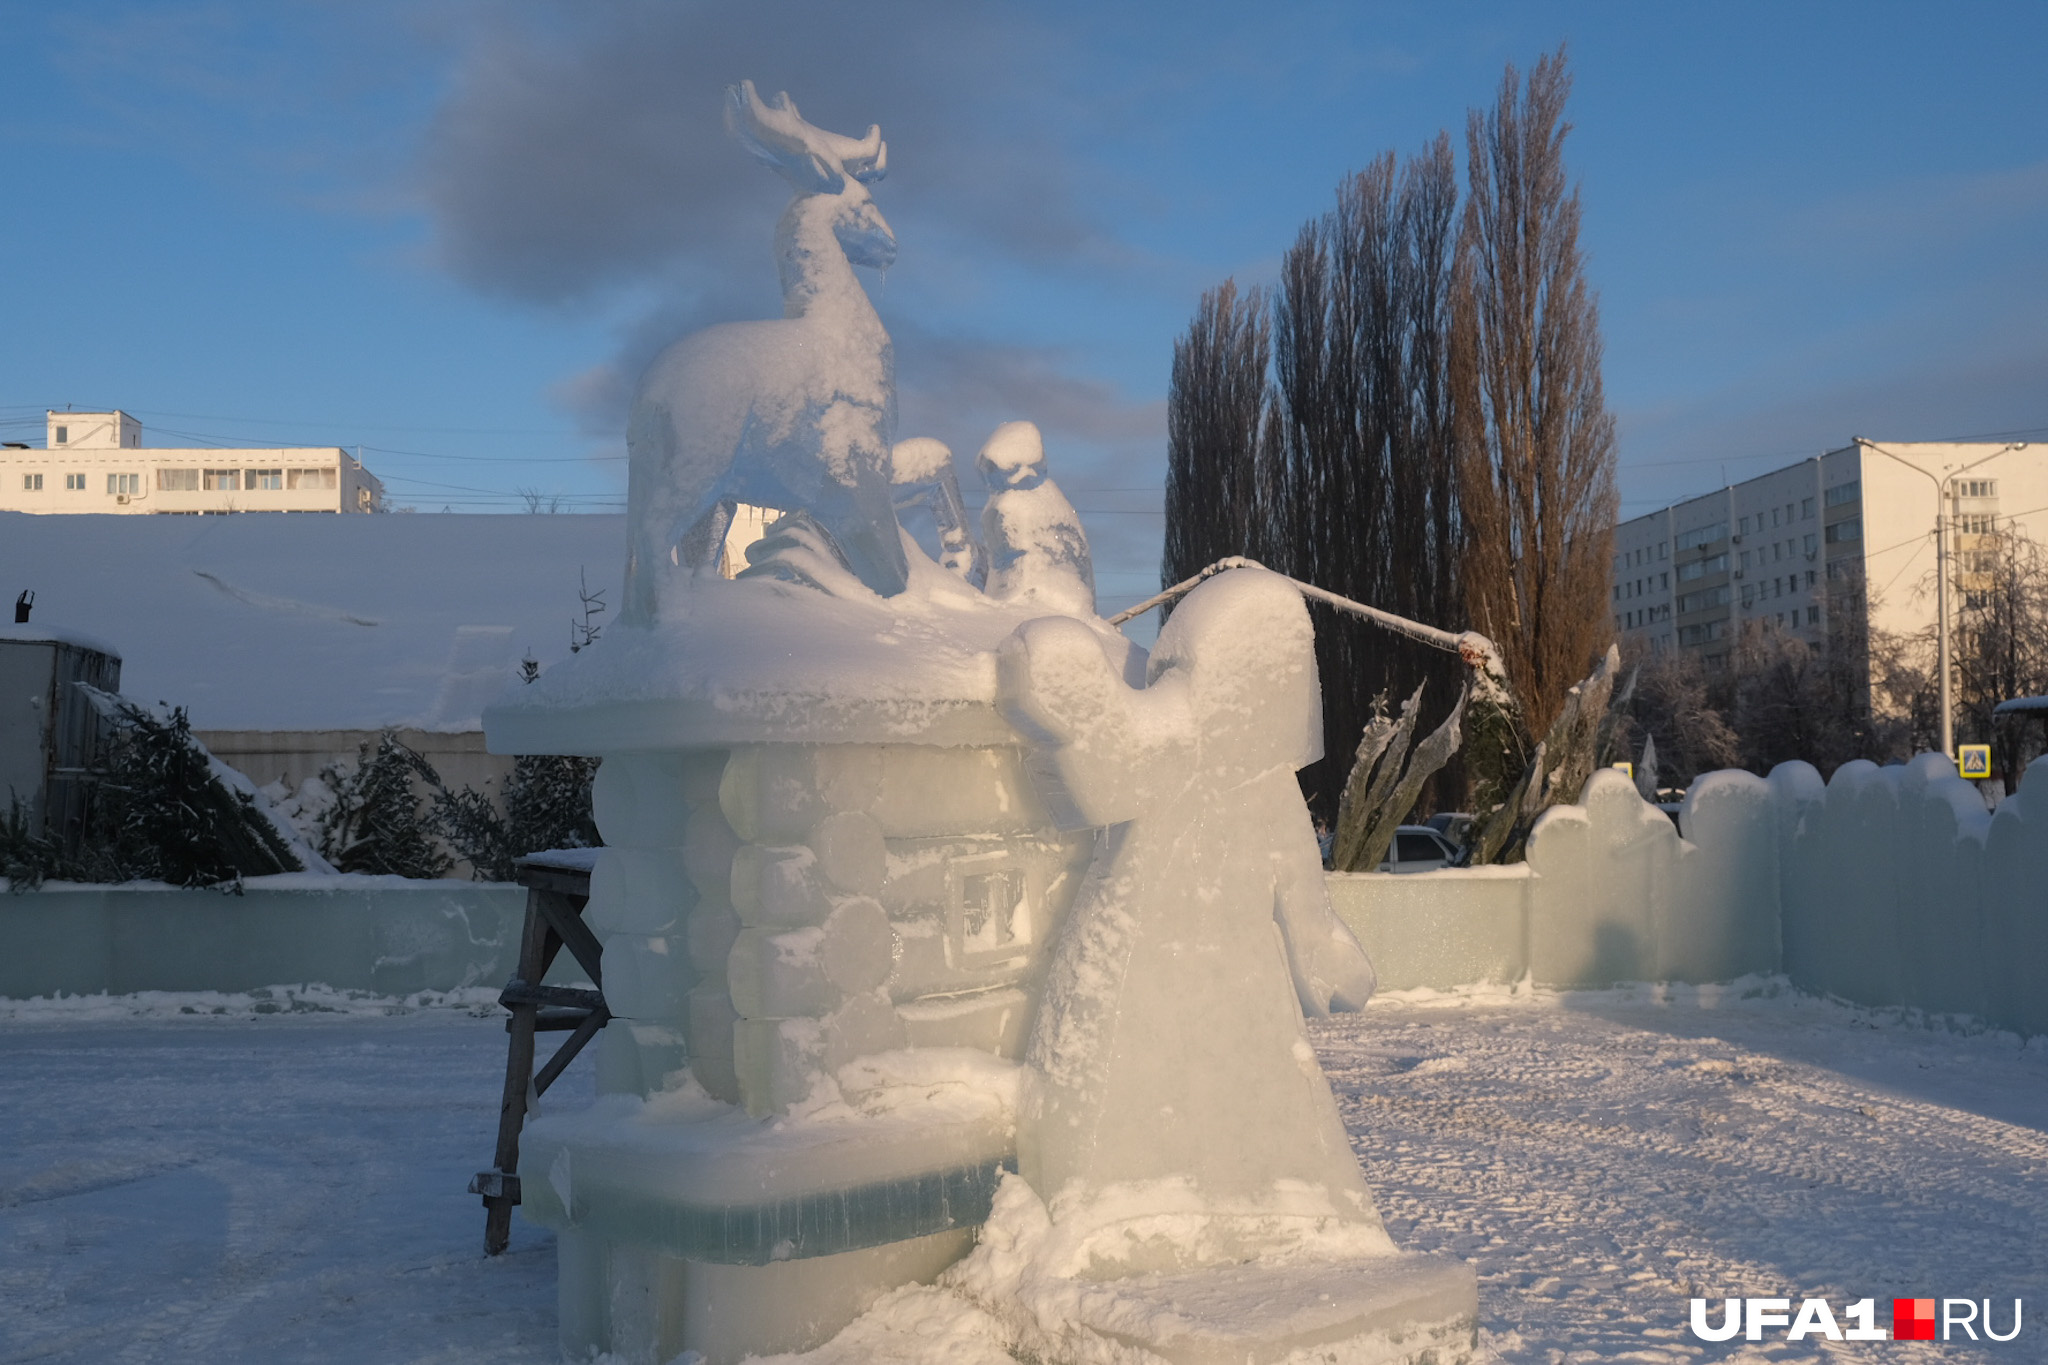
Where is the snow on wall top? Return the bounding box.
[0,510,625,733]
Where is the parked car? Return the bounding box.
[1423,811,1474,852]
[1378,824,1461,874]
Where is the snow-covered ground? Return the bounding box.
[4,980,2044,1363]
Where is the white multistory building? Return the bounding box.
[1613,437,2043,685]
[0,411,382,515]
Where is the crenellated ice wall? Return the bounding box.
[1331,754,2048,1037]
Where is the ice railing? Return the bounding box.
[1333,751,2048,1039]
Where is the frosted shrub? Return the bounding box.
[4,700,300,889]
[433,754,600,882]
[316,734,450,879]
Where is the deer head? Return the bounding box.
[725,81,895,270]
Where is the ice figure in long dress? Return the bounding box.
[998,566,1391,1274]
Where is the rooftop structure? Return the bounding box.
[0,410,383,515]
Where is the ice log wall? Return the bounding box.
[1331,755,2048,1038]
[532,741,1091,1363]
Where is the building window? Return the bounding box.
[106,473,139,496]
[247,468,284,490]
[1957,479,1998,498]
[287,466,337,490]
[1738,515,1750,535]
[1807,570,1817,587]
[1825,480,1860,507]
[1824,518,1862,544]
[1676,523,1727,551]
[204,469,241,491]
[65,472,85,490]
[1808,605,1820,624]
[1680,621,1727,646]
[1770,507,1780,528]
[1676,553,1727,582]
[1802,497,1815,518]
[21,473,41,491]
[157,468,200,491]
[54,426,68,444]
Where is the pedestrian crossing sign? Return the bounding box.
[1957,744,1992,780]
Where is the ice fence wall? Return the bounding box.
[0,876,528,999]
[1332,757,2048,1036]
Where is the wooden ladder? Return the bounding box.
[472,850,608,1256]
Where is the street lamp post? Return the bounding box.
[1860,439,2026,760]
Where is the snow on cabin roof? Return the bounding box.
[0,621,124,659]
[0,511,624,733]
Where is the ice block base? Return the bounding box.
[1067,1252,1478,1365]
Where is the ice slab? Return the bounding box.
[1065,1253,1476,1365]
[557,1223,974,1365]
[519,1050,1020,1263]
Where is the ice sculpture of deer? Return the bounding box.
[622,81,909,622]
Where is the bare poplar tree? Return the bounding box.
[1164,279,1276,578]
[1164,143,1464,820]
[1452,48,1617,742]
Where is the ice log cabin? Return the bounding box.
[483,589,1130,1363]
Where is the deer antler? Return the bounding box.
[725,80,886,192]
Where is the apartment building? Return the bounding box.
[1613,438,2042,678]
[0,410,383,515]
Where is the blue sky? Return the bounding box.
[3,1,2043,614]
